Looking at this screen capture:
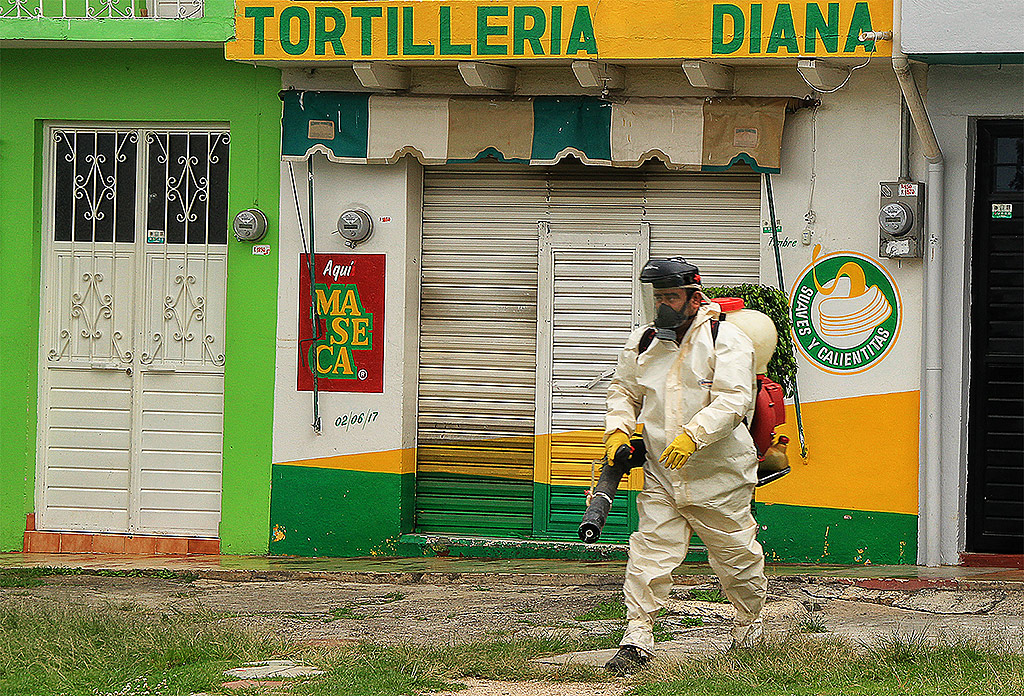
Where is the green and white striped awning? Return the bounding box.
[281,91,797,173]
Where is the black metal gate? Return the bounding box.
[967,119,1024,554]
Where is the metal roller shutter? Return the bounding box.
[417,166,547,536]
[647,171,762,285]
[417,163,760,540]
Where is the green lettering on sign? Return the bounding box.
[351,6,382,57]
[477,6,509,55]
[565,5,597,55]
[767,3,798,54]
[314,7,345,57]
[387,5,399,56]
[280,6,310,56]
[513,6,546,56]
[749,3,762,53]
[403,5,435,55]
[440,5,472,55]
[245,6,275,56]
[844,1,875,52]
[806,2,839,53]
[712,4,744,55]
[550,5,562,55]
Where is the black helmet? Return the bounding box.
[639,257,702,289]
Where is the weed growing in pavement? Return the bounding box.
[798,611,828,633]
[326,604,365,621]
[574,601,627,621]
[688,587,729,603]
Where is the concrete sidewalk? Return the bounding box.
[1,551,1021,589]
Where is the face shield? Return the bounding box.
[639,257,703,339]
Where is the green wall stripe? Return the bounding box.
[0,48,280,554]
[281,90,369,160]
[531,96,612,162]
[755,502,917,565]
[270,464,409,557]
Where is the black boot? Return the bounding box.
[604,645,651,674]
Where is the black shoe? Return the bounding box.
[604,645,651,674]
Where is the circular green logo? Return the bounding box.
[790,247,902,374]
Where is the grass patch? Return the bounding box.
[327,604,365,621]
[0,601,281,696]
[688,588,729,603]
[381,591,405,603]
[292,634,613,695]
[0,566,198,588]
[575,601,627,621]
[797,613,828,633]
[629,632,1024,696]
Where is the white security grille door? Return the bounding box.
[38,126,229,537]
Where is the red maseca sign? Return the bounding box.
[298,253,385,393]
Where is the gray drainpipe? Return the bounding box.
[884,0,946,566]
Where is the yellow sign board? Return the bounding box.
[226,1,893,62]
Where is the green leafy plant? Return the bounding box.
[703,283,799,397]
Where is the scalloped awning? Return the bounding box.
[281,91,798,173]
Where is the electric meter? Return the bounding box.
[336,209,373,248]
[878,181,924,258]
[879,202,913,236]
[232,208,268,242]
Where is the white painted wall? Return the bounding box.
[902,0,1024,56]
[272,156,422,464]
[925,64,1024,562]
[759,65,924,403]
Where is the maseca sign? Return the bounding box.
[227,0,892,61]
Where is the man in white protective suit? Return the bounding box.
[603,257,767,674]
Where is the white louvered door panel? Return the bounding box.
[536,221,648,540]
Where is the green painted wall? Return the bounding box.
[269,465,409,557]
[0,48,281,554]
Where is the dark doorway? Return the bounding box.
[967,119,1024,554]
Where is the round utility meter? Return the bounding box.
[336,209,373,247]
[232,208,268,242]
[879,202,913,236]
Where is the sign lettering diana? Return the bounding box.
[227,1,892,61]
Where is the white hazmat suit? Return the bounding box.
[606,302,767,655]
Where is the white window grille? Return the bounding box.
[1,0,202,19]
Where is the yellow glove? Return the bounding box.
[660,432,697,469]
[604,431,631,463]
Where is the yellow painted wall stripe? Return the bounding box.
[278,390,919,516]
[276,448,415,475]
[762,390,920,515]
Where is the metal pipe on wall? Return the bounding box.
[890,0,946,566]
